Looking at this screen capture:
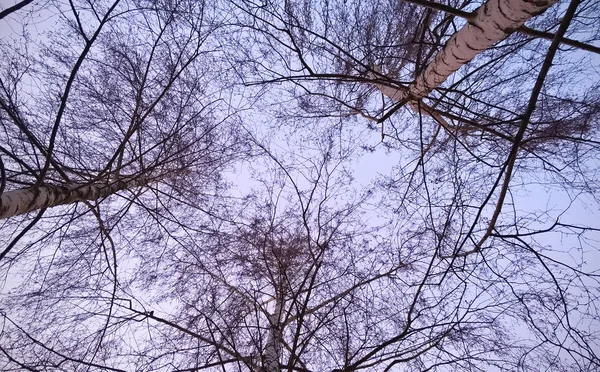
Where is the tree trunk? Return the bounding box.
[0,175,152,219]
[376,0,556,101]
[401,0,600,55]
[263,296,284,372]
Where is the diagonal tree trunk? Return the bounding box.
[0,0,34,21]
[375,0,557,101]
[402,0,600,55]
[0,175,153,219]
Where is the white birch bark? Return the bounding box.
[375,0,556,101]
[263,296,284,372]
[0,175,151,219]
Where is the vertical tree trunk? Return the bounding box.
[263,296,284,372]
[375,0,557,101]
[0,175,152,219]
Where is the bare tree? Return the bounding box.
[219,0,600,369]
[0,0,241,252]
[1,0,600,371]
[0,0,242,368]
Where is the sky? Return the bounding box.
[1,0,600,370]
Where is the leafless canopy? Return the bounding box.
[1,0,600,371]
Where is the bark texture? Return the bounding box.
[0,176,151,219]
[376,0,557,101]
[263,296,284,372]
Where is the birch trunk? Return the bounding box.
[0,175,152,219]
[376,0,556,101]
[263,296,284,372]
